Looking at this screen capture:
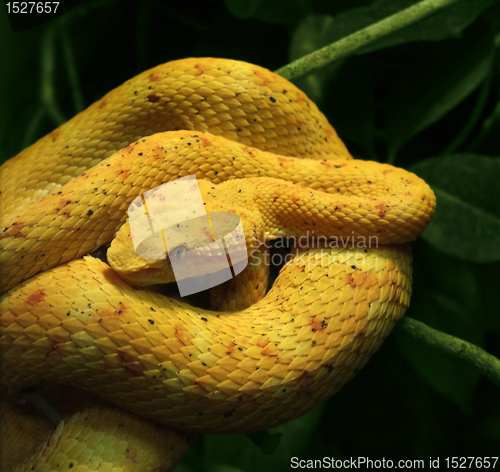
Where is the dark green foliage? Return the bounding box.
[410,155,500,262]
[1,0,499,470]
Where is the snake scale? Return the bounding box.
[0,58,436,471]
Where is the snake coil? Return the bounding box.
[0,58,435,471]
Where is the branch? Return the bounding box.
[275,0,462,81]
[396,317,500,389]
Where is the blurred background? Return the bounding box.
[1,0,499,470]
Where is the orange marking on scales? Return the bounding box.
[295,91,307,102]
[148,74,161,82]
[376,204,387,217]
[26,290,45,305]
[195,377,213,391]
[117,169,131,181]
[97,308,115,319]
[260,344,277,357]
[346,271,369,289]
[49,130,59,141]
[116,304,128,314]
[199,136,212,147]
[2,222,24,238]
[147,93,161,103]
[243,146,254,157]
[252,68,269,87]
[50,330,70,344]
[256,339,268,348]
[192,64,204,76]
[123,142,137,154]
[225,342,236,355]
[310,316,324,332]
[175,328,193,346]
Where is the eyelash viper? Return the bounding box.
[0,57,436,471]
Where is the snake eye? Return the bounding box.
[170,245,187,261]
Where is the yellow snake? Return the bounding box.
[0,58,436,471]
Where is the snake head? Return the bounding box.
[107,183,264,290]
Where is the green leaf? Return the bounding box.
[290,15,336,60]
[473,261,500,336]
[396,295,483,412]
[364,0,499,53]
[384,24,494,158]
[252,0,311,26]
[412,239,482,315]
[322,56,376,157]
[199,404,327,472]
[289,15,344,103]
[469,99,500,153]
[395,301,481,412]
[290,0,499,57]
[409,154,500,262]
[224,0,310,26]
[395,240,484,411]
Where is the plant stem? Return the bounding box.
[467,99,500,151]
[40,26,66,126]
[442,71,492,155]
[396,317,500,389]
[60,25,85,114]
[22,108,45,150]
[275,0,462,81]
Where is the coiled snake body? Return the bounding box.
[0,58,435,471]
